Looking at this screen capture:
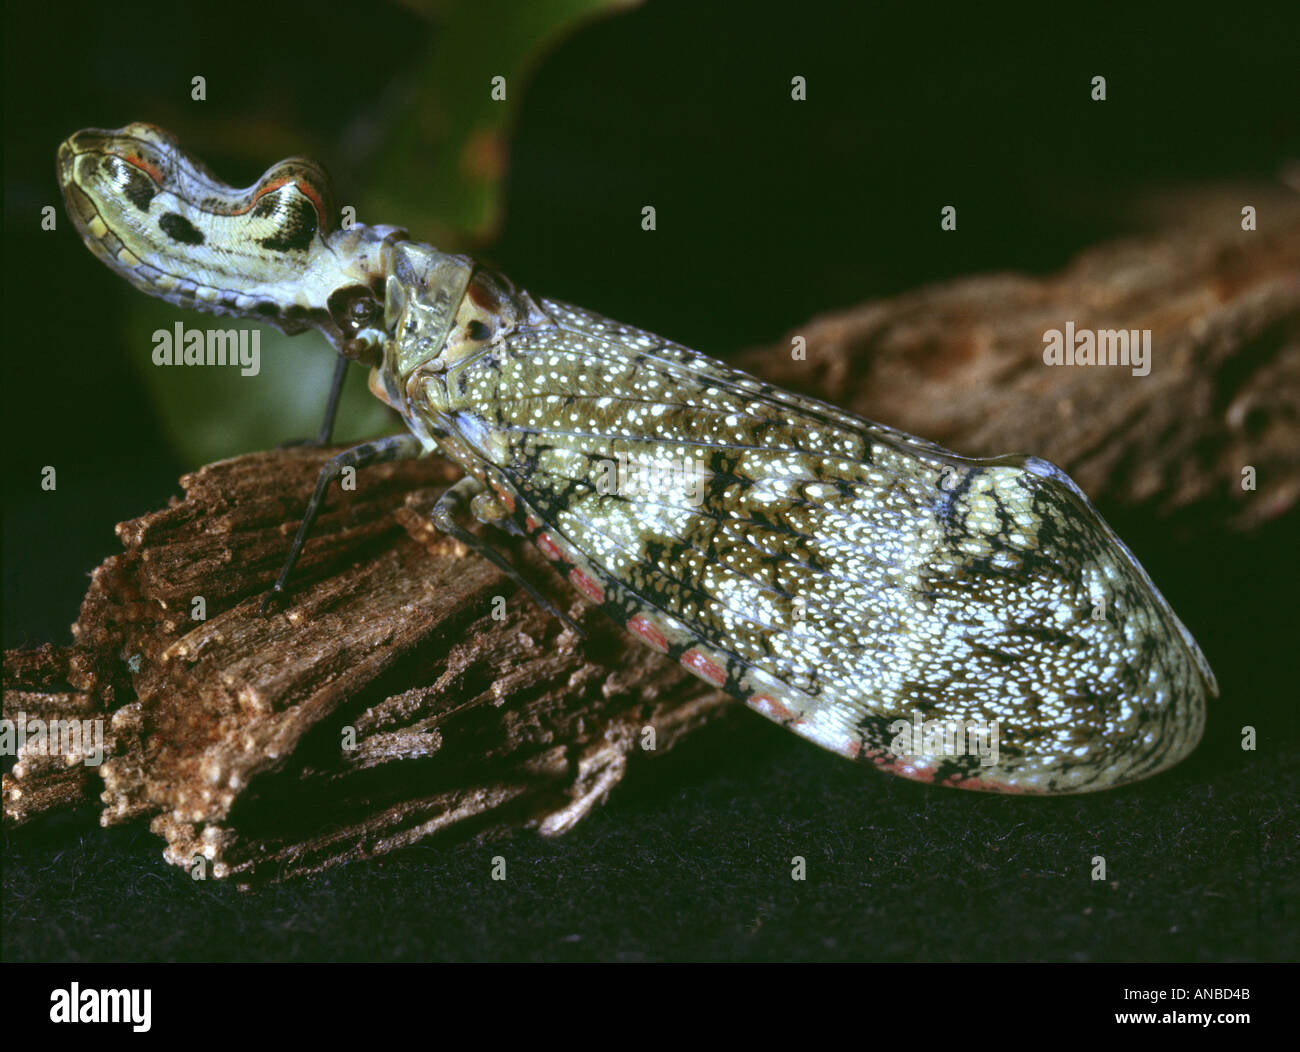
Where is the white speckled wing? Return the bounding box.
[434,296,1216,794]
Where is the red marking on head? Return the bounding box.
[239,176,328,230]
[251,176,291,202]
[681,648,727,688]
[569,568,604,604]
[524,515,541,533]
[122,153,164,185]
[748,693,798,723]
[627,614,669,653]
[290,179,329,226]
[536,532,564,562]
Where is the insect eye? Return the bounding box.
[327,285,380,337]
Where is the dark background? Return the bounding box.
[3,0,1296,961]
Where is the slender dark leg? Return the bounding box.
[432,476,585,637]
[277,355,350,449]
[261,434,425,613]
[314,354,350,445]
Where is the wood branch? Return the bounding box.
[4,452,733,883]
[732,183,1300,529]
[5,182,1297,883]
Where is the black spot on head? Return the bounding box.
[253,191,318,253]
[254,301,280,318]
[159,212,204,245]
[122,170,158,213]
[467,320,491,341]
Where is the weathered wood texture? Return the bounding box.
[733,185,1299,529]
[5,185,1296,882]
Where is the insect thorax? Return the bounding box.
[377,241,551,458]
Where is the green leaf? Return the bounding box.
[128,299,397,467]
[363,0,639,245]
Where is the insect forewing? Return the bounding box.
[426,295,1215,794]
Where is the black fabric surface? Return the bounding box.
[4,516,1296,962]
[3,702,1295,962]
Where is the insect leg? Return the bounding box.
[275,356,350,449]
[261,433,425,613]
[432,476,585,638]
[314,354,350,445]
